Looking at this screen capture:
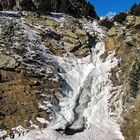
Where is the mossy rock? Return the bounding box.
[45,19,59,27]
[126,15,135,24]
[64,42,79,52]
[66,31,78,39]
[135,16,140,29]
[124,36,134,46]
[75,28,87,36]
[0,54,18,70]
[107,27,117,36]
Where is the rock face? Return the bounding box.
[0,12,62,135]
[0,2,140,140]
[0,54,18,70]
[0,0,99,19]
[104,4,140,140]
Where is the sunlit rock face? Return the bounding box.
[101,3,140,140]
[0,0,99,19]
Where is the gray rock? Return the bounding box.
[75,28,87,36]
[107,27,117,36]
[126,15,135,25]
[64,42,79,52]
[0,54,18,69]
[66,30,78,39]
[124,36,134,46]
[62,36,80,45]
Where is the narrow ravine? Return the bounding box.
[6,21,124,140]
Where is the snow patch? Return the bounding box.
[36,118,49,124]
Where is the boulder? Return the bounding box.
[75,28,87,36]
[74,45,89,56]
[125,31,133,36]
[0,54,18,70]
[79,36,88,45]
[107,27,117,36]
[66,30,78,39]
[126,15,135,25]
[64,42,79,52]
[124,36,134,46]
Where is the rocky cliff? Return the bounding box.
[0,1,140,140]
[102,3,140,140]
[0,0,99,19]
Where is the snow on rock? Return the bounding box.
[83,20,105,39]
[5,126,27,140]
[50,12,65,23]
[36,118,49,124]
[0,130,7,138]
[1,12,124,140]
[7,22,124,140]
[7,41,123,140]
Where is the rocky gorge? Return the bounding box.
[0,1,140,140]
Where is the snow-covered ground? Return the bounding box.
[1,12,124,140]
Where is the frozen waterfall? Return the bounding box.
[6,21,124,140]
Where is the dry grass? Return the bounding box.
[0,70,49,134]
[121,93,140,140]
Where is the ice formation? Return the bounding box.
[1,12,124,140]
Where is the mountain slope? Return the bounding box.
[0,2,140,140]
[0,11,124,140]
[103,3,140,140]
[0,0,99,19]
